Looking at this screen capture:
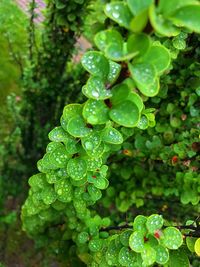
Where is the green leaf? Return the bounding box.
[41,186,57,205]
[146,214,164,234]
[87,184,102,202]
[83,99,109,125]
[67,115,92,138]
[127,33,150,56]
[109,100,140,127]
[46,142,63,153]
[120,230,132,247]
[85,157,102,171]
[169,249,190,267]
[85,142,105,158]
[140,44,171,74]
[127,0,153,16]
[101,127,123,144]
[130,9,149,32]
[118,247,136,266]
[149,4,180,36]
[67,158,87,181]
[48,126,69,142]
[107,61,121,85]
[62,104,82,125]
[194,238,200,256]
[106,239,120,266]
[159,0,199,16]
[154,245,169,264]
[54,178,73,203]
[133,215,147,235]
[83,76,112,100]
[142,245,156,266]
[110,84,131,106]
[186,237,196,253]
[81,51,109,80]
[162,227,183,249]
[129,231,145,252]
[106,43,138,61]
[129,62,156,86]
[94,29,123,53]
[94,177,109,190]
[137,115,149,130]
[104,2,133,29]
[127,92,144,112]
[170,5,200,33]
[89,239,103,252]
[81,131,101,152]
[29,173,47,190]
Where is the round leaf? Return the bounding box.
[154,245,169,264]
[104,2,133,29]
[67,158,87,181]
[127,0,153,16]
[140,44,171,74]
[118,247,136,266]
[107,61,121,85]
[83,76,112,100]
[127,33,150,56]
[62,104,82,125]
[146,214,164,234]
[129,231,145,252]
[101,127,123,144]
[141,245,156,266]
[83,99,109,125]
[81,131,101,152]
[54,178,73,203]
[81,51,109,80]
[67,115,92,138]
[194,238,200,256]
[162,227,183,249]
[133,215,147,235]
[109,100,140,127]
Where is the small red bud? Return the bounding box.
[171,155,178,164]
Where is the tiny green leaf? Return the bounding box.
[129,231,145,252]
[146,214,164,233]
[127,33,150,56]
[101,127,123,144]
[67,115,92,138]
[162,227,183,249]
[127,0,153,16]
[67,158,87,181]
[154,245,169,264]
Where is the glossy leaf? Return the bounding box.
[83,99,109,125]
[67,115,92,138]
[146,214,164,233]
[81,131,101,152]
[130,9,149,32]
[127,92,144,112]
[101,127,123,144]
[107,61,121,84]
[129,231,145,252]
[83,76,112,100]
[127,0,153,15]
[129,62,156,86]
[104,2,133,29]
[109,100,140,127]
[141,245,156,266]
[62,104,82,125]
[140,44,171,74]
[94,29,123,53]
[48,126,69,142]
[162,227,183,249]
[194,238,200,256]
[149,4,180,36]
[118,247,136,266]
[170,5,200,33]
[110,84,131,106]
[81,51,109,80]
[133,215,147,235]
[127,33,150,56]
[67,158,87,181]
[158,0,198,16]
[137,115,149,130]
[154,245,169,264]
[54,178,73,203]
[120,230,132,247]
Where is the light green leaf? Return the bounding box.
[158,0,199,16]
[83,76,112,100]
[195,238,200,256]
[141,245,156,266]
[94,29,123,53]
[67,158,87,181]
[146,214,164,233]
[118,247,136,266]
[154,245,169,264]
[162,227,183,249]
[170,5,200,33]
[133,215,147,235]
[130,9,149,32]
[81,131,101,152]
[62,104,82,125]
[104,2,133,29]
[81,51,109,80]
[83,99,109,125]
[140,44,171,74]
[120,230,133,247]
[129,231,145,252]
[41,186,57,205]
[109,100,140,127]
[149,4,180,36]
[127,33,150,56]
[67,115,92,138]
[127,92,144,112]
[129,62,156,86]
[107,61,121,85]
[101,127,123,144]
[137,115,149,130]
[54,178,73,203]
[110,84,131,106]
[48,126,69,142]
[127,0,153,15]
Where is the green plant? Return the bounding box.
[22,1,200,266]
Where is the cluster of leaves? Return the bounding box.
[22,0,200,266]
